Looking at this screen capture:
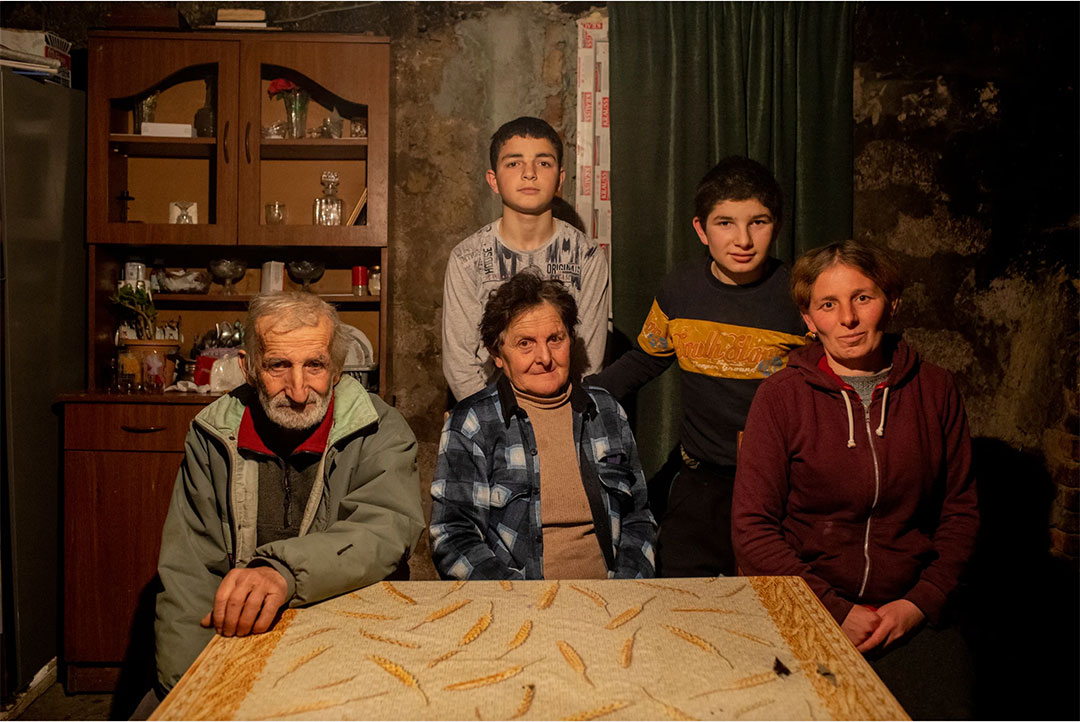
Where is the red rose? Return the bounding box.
[267,78,299,100]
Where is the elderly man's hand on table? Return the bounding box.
[200,566,288,637]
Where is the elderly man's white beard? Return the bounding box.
[257,383,333,430]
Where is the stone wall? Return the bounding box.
[853,6,1077,714]
[853,4,1079,572]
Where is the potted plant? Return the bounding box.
[110,284,180,391]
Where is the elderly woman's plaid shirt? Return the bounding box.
[430,377,657,580]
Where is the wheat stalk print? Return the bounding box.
[284,626,337,645]
[618,628,639,669]
[459,601,494,646]
[661,625,734,668]
[634,580,701,598]
[717,583,747,597]
[263,691,388,719]
[381,581,418,605]
[508,684,536,720]
[354,626,420,648]
[537,581,560,609]
[569,583,610,613]
[440,579,468,598]
[640,686,698,721]
[605,596,656,629]
[734,698,774,718]
[561,701,631,720]
[334,610,400,621]
[692,672,778,698]
[273,644,331,687]
[499,580,514,591]
[311,674,357,690]
[719,626,774,647]
[557,640,594,687]
[368,654,428,705]
[443,663,531,691]
[425,648,463,669]
[408,598,473,630]
[497,619,533,658]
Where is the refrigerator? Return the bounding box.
[0,68,85,701]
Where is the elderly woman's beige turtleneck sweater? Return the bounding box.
[513,384,607,579]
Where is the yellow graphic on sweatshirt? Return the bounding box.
[637,300,808,379]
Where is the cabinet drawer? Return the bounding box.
[64,403,204,451]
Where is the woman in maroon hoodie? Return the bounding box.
[732,240,978,718]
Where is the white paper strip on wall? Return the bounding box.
[578,13,611,325]
[576,33,596,238]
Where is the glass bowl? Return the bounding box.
[208,258,247,294]
[286,260,326,291]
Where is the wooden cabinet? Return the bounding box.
[61,394,208,692]
[87,31,388,247]
[63,31,394,693]
[85,30,391,392]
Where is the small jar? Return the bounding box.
[351,265,369,296]
[265,201,287,225]
[369,265,381,296]
[116,349,140,393]
[142,348,167,393]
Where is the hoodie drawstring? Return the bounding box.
[840,389,856,448]
[876,387,890,437]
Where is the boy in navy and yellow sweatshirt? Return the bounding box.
[591,156,807,577]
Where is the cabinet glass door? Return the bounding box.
[87,37,239,245]
[238,39,388,246]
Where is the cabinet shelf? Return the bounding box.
[153,292,381,304]
[109,134,216,158]
[260,138,369,160]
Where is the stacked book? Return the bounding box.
[0,28,72,86]
[213,8,268,29]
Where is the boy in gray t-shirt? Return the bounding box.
[442,116,609,402]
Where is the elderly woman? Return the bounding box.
[431,270,656,580]
[732,240,978,718]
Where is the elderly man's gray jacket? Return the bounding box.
[154,376,424,692]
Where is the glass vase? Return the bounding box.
[281,89,309,139]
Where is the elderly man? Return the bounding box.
[153,292,425,697]
[431,270,656,580]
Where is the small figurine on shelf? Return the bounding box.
[267,78,308,139]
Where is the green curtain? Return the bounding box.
[609,2,853,476]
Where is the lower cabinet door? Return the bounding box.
[63,450,182,667]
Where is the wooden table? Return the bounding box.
[152,577,907,720]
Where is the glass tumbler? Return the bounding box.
[134,92,158,134]
[265,201,287,225]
